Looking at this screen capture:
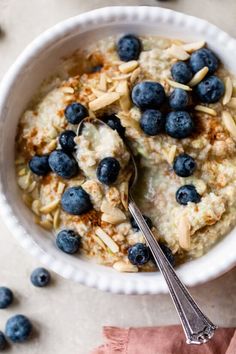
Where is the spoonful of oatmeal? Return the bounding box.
[75,116,216,345]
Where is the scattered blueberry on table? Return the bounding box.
[0,331,7,351]
[103,114,125,137]
[196,75,225,103]
[0,287,13,309]
[130,215,153,232]
[29,155,51,176]
[5,314,32,343]
[64,102,88,125]
[169,88,190,110]
[132,81,166,110]
[59,130,76,153]
[173,153,196,177]
[171,61,193,84]
[140,109,165,135]
[48,150,78,179]
[189,48,218,74]
[96,157,121,185]
[117,34,142,62]
[61,186,93,215]
[176,185,201,205]
[128,243,150,265]
[30,268,51,288]
[165,111,194,139]
[56,229,81,254]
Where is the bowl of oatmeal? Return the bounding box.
[1,6,236,294]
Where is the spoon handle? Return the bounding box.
[128,195,217,345]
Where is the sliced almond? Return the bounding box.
[18,172,31,190]
[166,44,190,60]
[116,80,131,111]
[119,181,129,210]
[166,79,192,91]
[92,235,107,250]
[113,261,138,273]
[112,74,132,81]
[130,67,141,84]
[40,199,60,214]
[181,41,205,53]
[91,88,106,98]
[98,73,107,91]
[89,92,120,111]
[101,213,126,224]
[222,110,236,139]
[178,215,191,250]
[32,200,41,216]
[53,208,61,229]
[95,227,119,253]
[57,182,66,194]
[188,66,209,87]
[166,145,177,164]
[46,139,57,153]
[227,97,236,109]
[27,181,37,193]
[223,77,233,105]
[194,105,217,116]
[39,219,53,231]
[18,168,26,176]
[101,200,126,220]
[62,86,74,94]
[119,60,139,74]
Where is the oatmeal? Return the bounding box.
[15,33,236,271]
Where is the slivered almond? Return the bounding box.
[101,200,126,220]
[40,199,60,214]
[98,73,107,91]
[166,79,192,91]
[166,145,177,164]
[116,80,131,111]
[108,82,118,92]
[178,215,191,250]
[181,41,205,53]
[222,110,236,139]
[119,60,139,74]
[194,105,217,116]
[91,88,106,97]
[120,181,129,210]
[101,213,126,224]
[113,261,138,273]
[227,97,236,109]
[27,181,37,193]
[112,74,132,81]
[57,182,66,194]
[18,172,31,190]
[46,139,57,152]
[95,227,119,253]
[53,208,61,229]
[223,77,233,105]
[18,168,26,176]
[130,67,141,84]
[92,235,107,250]
[166,44,190,60]
[188,67,209,87]
[32,200,41,216]
[89,92,120,111]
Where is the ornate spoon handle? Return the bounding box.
[128,195,217,345]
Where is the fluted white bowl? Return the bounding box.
[0,6,236,294]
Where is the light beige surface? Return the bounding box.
[0,1,236,353]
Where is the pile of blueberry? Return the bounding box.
[0,268,51,350]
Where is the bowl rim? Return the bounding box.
[0,6,236,294]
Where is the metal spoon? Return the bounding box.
[77,117,217,345]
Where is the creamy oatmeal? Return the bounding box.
[15,34,236,272]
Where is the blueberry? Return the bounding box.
[132,81,166,110]
[140,109,165,136]
[117,34,142,62]
[173,153,196,177]
[29,155,50,176]
[189,48,218,74]
[48,150,78,179]
[103,114,125,137]
[196,75,225,103]
[176,184,201,205]
[160,243,175,267]
[64,102,88,125]
[130,215,153,232]
[96,157,120,185]
[0,287,13,309]
[59,130,76,153]
[128,243,150,265]
[5,315,32,343]
[56,229,81,254]
[61,186,92,215]
[30,268,51,288]
[171,62,193,84]
[0,332,7,351]
[169,89,190,110]
[165,111,194,139]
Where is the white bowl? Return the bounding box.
[0,6,236,295]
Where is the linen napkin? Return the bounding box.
[92,325,236,354]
